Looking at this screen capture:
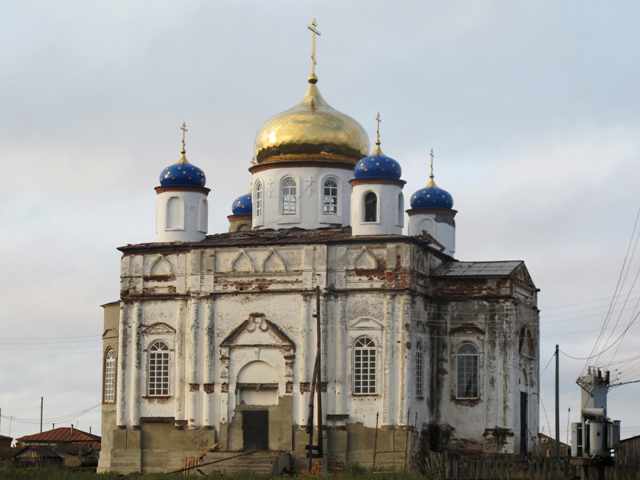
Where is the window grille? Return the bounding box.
[322,179,338,215]
[364,192,377,222]
[353,336,376,395]
[254,181,263,217]
[281,177,297,215]
[456,344,479,399]
[148,341,170,397]
[416,342,424,397]
[103,349,116,403]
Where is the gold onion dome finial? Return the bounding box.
[252,19,369,168]
[178,121,189,164]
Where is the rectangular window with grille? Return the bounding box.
[415,348,424,397]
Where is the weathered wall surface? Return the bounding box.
[99,236,539,473]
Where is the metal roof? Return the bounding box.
[433,261,523,278]
[17,427,100,444]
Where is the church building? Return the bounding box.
[98,22,539,474]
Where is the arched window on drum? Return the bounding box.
[322,178,338,215]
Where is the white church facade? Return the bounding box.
[98,25,539,474]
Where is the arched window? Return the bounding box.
[322,178,338,215]
[397,193,404,226]
[519,327,534,357]
[456,344,479,399]
[353,336,376,395]
[148,341,170,397]
[281,177,297,215]
[166,196,184,229]
[364,192,377,222]
[254,180,263,217]
[415,341,424,398]
[198,198,208,233]
[103,349,116,403]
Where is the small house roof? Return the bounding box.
[17,427,100,444]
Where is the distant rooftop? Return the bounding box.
[433,260,524,278]
[17,427,100,444]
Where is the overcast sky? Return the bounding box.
[1,0,639,442]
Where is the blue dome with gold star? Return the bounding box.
[159,160,206,188]
[231,193,252,215]
[354,152,402,180]
[410,182,454,209]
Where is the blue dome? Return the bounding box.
[231,193,252,215]
[159,162,206,187]
[410,183,454,209]
[354,152,402,180]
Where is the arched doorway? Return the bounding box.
[237,361,278,450]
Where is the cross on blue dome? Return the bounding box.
[410,149,454,209]
[231,193,252,215]
[159,122,207,188]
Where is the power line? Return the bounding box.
[586,207,640,370]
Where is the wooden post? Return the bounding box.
[306,356,319,471]
[315,286,323,459]
[555,344,560,460]
[404,408,411,472]
[372,412,379,471]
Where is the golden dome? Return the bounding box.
[253,81,370,167]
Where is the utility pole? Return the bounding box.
[305,285,324,472]
[315,285,323,461]
[555,344,560,459]
[40,397,44,433]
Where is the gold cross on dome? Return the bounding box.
[307,18,321,82]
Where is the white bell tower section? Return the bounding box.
[154,122,210,243]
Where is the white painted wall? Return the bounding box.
[251,166,353,230]
[155,190,208,242]
[408,212,455,256]
[112,240,538,453]
[350,183,404,236]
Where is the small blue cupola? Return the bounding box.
[231,193,252,215]
[354,150,402,181]
[228,192,253,232]
[159,123,206,188]
[407,149,457,256]
[154,122,210,243]
[159,157,206,188]
[350,113,406,236]
[410,181,454,209]
[410,149,453,209]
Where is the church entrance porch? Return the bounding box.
[243,410,269,450]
